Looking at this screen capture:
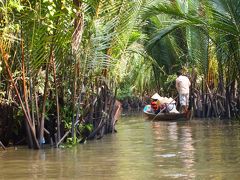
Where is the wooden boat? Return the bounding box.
[143,105,191,121]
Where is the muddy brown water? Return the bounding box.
[1,113,240,179]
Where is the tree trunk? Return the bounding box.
[39,49,52,147]
[71,0,84,139]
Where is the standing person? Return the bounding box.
[176,70,191,113]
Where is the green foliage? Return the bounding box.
[61,122,94,147]
[62,106,73,129]
[140,0,240,94]
[164,74,177,92]
[65,137,77,148]
[78,123,93,143]
[79,123,93,135]
[117,83,133,101]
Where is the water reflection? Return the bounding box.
[151,121,196,179]
[1,116,240,179]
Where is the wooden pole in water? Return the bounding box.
[0,141,6,150]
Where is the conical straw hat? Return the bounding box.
[151,93,161,100]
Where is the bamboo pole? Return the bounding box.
[39,48,52,146]
[201,78,205,117]
[21,37,34,133]
[51,53,61,143]
[21,37,34,148]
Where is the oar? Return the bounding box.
[152,95,179,121]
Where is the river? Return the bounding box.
[1,113,240,179]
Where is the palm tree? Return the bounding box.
[0,0,150,148]
[141,0,240,118]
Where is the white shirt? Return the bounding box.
[176,75,191,94]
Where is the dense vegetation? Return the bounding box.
[0,0,239,149]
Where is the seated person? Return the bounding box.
[146,93,179,114]
[152,94,179,114]
[150,93,166,114]
[150,100,160,114]
[160,97,179,113]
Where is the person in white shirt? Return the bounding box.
[176,71,191,113]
